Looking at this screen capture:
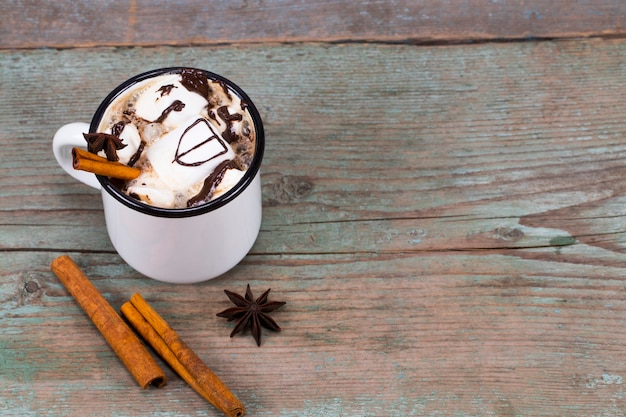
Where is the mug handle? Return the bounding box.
[53,122,102,190]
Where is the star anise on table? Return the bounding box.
[83,132,127,162]
[216,284,286,346]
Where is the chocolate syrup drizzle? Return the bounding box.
[173,118,229,167]
[128,141,145,167]
[180,68,209,98]
[111,121,126,137]
[157,84,176,97]
[155,100,185,123]
[216,106,243,143]
[186,160,236,207]
[110,120,145,166]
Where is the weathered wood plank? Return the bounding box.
[3,40,626,260]
[1,0,626,49]
[3,40,626,416]
[3,249,626,416]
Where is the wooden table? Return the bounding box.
[3,1,626,416]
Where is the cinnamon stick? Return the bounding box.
[50,255,166,389]
[72,147,140,180]
[121,293,245,417]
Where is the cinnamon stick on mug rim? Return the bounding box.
[72,147,140,180]
[50,255,166,389]
[121,293,246,417]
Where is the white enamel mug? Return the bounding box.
[53,68,264,284]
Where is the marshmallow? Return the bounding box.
[134,75,209,129]
[146,117,235,191]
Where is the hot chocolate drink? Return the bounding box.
[92,68,256,209]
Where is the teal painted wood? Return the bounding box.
[3,42,626,254]
[3,41,626,416]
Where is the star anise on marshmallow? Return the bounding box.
[83,132,127,162]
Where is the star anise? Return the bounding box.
[216,284,286,346]
[83,132,127,162]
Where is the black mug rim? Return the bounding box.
[89,67,264,218]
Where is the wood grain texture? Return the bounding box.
[3,39,626,416]
[2,0,626,49]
